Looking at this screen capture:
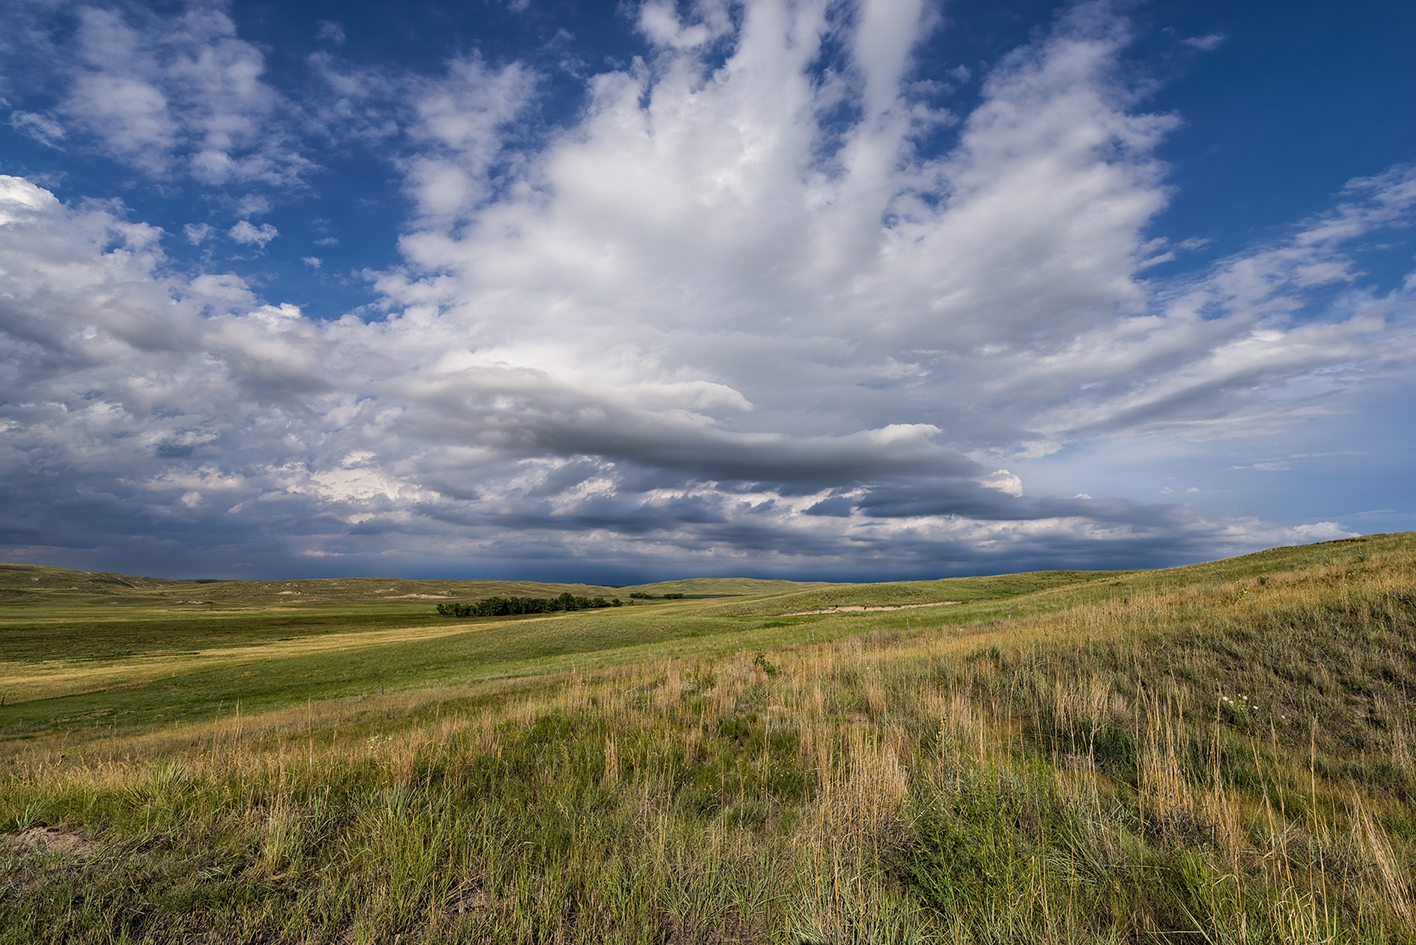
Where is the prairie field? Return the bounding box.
[2,534,1415,943]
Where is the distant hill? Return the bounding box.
[0,563,827,609]
[1,533,1390,609]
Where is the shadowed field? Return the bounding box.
[3,534,1414,943]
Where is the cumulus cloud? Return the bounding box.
[399,56,538,223]
[0,0,1411,580]
[979,470,1024,497]
[49,4,310,185]
[638,0,735,49]
[234,194,272,217]
[229,219,278,248]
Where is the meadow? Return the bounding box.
[1,534,1414,943]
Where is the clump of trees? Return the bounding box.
[437,592,620,618]
[628,592,686,600]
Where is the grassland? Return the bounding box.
[2,534,1414,943]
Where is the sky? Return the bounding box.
[0,0,1413,583]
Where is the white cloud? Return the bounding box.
[1182,34,1225,52]
[0,176,59,223]
[638,0,734,49]
[400,57,538,222]
[234,194,272,217]
[184,222,212,244]
[56,5,310,186]
[979,470,1024,497]
[301,256,322,268]
[9,110,66,147]
[229,220,278,248]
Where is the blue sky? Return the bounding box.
[1,0,1413,582]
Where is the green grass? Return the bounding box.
[2,534,1415,943]
[701,570,1132,617]
[0,562,1120,732]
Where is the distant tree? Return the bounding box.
[437,593,619,618]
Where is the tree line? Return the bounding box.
[437,592,621,618]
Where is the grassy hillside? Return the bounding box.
[700,570,1131,617]
[2,534,1414,943]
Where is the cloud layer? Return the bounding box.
[1,0,1412,579]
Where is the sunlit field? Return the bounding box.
[3,534,1414,943]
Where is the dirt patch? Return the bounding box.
[1,825,99,859]
[777,600,962,616]
[443,884,490,917]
